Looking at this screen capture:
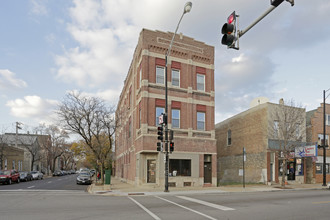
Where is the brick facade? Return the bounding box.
[306,103,330,183]
[216,101,307,185]
[0,145,24,171]
[115,29,217,187]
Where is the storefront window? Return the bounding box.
[316,163,323,174]
[169,159,191,177]
[295,159,303,176]
[316,163,330,174]
[279,160,283,176]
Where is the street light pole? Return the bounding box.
[164,2,192,192]
[323,89,330,186]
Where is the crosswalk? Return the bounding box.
[129,195,235,220]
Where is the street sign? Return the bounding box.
[158,114,164,125]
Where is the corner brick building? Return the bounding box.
[216,100,307,185]
[306,103,330,183]
[115,29,216,187]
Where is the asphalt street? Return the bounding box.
[1,175,330,220]
[0,173,88,191]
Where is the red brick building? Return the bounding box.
[216,100,308,185]
[115,29,216,187]
[306,103,330,183]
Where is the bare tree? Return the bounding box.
[57,91,116,184]
[17,135,41,171]
[36,124,69,173]
[269,99,306,187]
[61,147,75,170]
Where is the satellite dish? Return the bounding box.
[250,97,269,108]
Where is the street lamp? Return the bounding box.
[322,88,330,186]
[164,1,192,192]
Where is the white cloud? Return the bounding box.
[53,0,330,124]
[6,96,59,123]
[0,69,27,90]
[29,0,48,16]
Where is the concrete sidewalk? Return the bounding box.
[87,176,329,196]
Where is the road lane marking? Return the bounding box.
[155,196,217,220]
[47,181,52,184]
[128,197,161,220]
[177,196,235,211]
[312,201,330,204]
[27,186,35,189]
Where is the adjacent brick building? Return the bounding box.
[216,99,308,185]
[0,145,24,171]
[306,103,330,183]
[115,29,217,187]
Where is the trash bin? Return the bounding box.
[105,170,111,185]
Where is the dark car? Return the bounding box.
[53,170,63,176]
[0,170,20,185]
[76,172,92,185]
[19,171,33,182]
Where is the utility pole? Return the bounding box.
[322,89,330,186]
[15,122,22,148]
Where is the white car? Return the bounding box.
[31,171,43,180]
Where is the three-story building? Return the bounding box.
[115,29,216,187]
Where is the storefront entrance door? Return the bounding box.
[204,162,212,183]
[147,159,156,183]
[287,162,295,181]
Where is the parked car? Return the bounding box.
[31,171,43,180]
[76,172,92,185]
[53,170,63,176]
[19,171,33,182]
[0,170,20,185]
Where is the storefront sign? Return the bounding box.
[295,145,318,158]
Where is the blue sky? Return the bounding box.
[1,0,330,133]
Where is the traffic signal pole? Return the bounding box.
[222,0,294,50]
[238,5,277,38]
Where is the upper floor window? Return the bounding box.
[197,112,205,130]
[172,69,180,87]
[318,134,329,146]
[273,121,279,138]
[172,109,180,128]
[327,114,330,126]
[139,108,141,129]
[227,129,232,146]
[197,74,205,91]
[156,66,165,84]
[295,123,300,138]
[139,69,142,87]
[156,107,165,126]
[128,119,132,138]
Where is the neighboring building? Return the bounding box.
[0,145,24,171]
[306,103,330,183]
[1,133,49,172]
[115,29,217,187]
[216,99,308,185]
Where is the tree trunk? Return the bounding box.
[100,164,104,184]
[281,159,287,188]
[30,155,35,171]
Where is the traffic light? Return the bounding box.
[169,130,173,141]
[157,142,163,152]
[270,0,284,7]
[157,126,164,141]
[221,11,237,48]
[170,142,174,153]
